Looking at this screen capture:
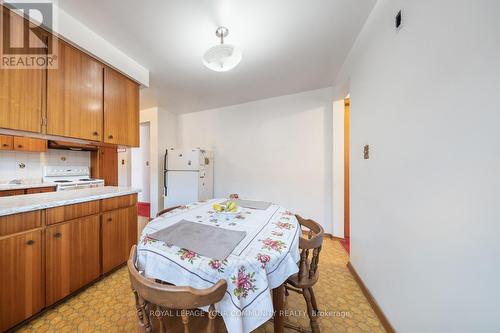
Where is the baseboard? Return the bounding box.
[347,262,396,333]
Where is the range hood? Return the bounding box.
[48,140,98,151]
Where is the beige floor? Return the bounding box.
[16,220,385,333]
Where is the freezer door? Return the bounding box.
[164,171,200,207]
[167,149,201,171]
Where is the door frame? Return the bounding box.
[344,97,350,238]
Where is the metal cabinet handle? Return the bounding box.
[26,239,35,245]
[93,131,99,136]
[108,135,114,139]
[17,145,23,148]
[2,144,8,147]
[54,232,62,238]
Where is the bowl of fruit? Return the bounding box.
[212,201,239,217]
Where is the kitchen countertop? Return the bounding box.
[0,186,140,217]
[0,182,57,191]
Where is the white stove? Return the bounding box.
[43,166,104,191]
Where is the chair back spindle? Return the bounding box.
[295,215,324,283]
[128,246,227,333]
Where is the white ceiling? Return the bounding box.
[58,0,376,113]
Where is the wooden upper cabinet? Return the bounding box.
[0,230,44,332]
[0,9,44,133]
[47,39,104,141]
[104,67,139,147]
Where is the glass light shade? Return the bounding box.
[202,44,242,72]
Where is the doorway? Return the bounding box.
[131,122,151,218]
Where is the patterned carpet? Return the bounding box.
[16,239,385,333]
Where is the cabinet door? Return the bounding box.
[99,147,118,186]
[102,205,138,273]
[104,67,139,147]
[0,135,13,150]
[0,230,43,332]
[0,9,43,133]
[13,136,47,152]
[45,215,100,305]
[47,39,103,141]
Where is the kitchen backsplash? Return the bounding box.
[0,149,90,183]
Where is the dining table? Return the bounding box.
[136,198,301,333]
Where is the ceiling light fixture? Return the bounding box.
[202,26,242,72]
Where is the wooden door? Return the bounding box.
[45,215,100,305]
[102,205,138,273]
[0,9,43,133]
[104,67,139,146]
[0,230,44,332]
[47,39,103,141]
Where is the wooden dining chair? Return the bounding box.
[156,206,181,218]
[128,245,228,333]
[284,215,324,333]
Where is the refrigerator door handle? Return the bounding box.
[164,171,168,196]
[164,149,169,171]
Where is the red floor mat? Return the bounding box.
[137,202,150,218]
[339,237,350,253]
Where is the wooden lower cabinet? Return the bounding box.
[45,215,100,305]
[0,194,137,330]
[0,230,44,332]
[102,205,138,274]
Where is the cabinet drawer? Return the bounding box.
[13,136,47,152]
[101,193,137,212]
[0,189,25,197]
[26,186,56,194]
[46,201,100,225]
[0,211,41,237]
[0,135,13,150]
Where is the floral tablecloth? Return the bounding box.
[136,199,300,333]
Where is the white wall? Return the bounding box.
[333,0,500,332]
[178,88,333,233]
[131,123,151,202]
[136,107,177,217]
[117,149,131,187]
[0,149,90,183]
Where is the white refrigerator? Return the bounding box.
[164,148,214,208]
